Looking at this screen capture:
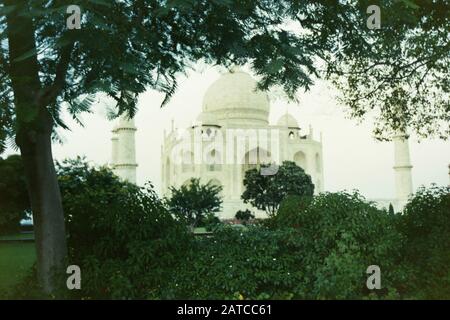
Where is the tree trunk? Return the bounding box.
[17,111,68,294]
[6,0,67,294]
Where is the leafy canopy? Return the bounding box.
[166,178,222,228]
[324,0,450,139]
[0,0,334,149]
[1,0,447,152]
[241,161,314,216]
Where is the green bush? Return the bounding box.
[398,185,450,299]
[165,226,304,299]
[166,178,222,230]
[161,191,406,300]
[10,159,447,300]
[270,191,403,299]
[59,180,405,299]
[0,155,30,234]
[57,158,192,299]
[202,213,222,231]
[297,192,404,299]
[235,209,255,225]
[271,194,312,228]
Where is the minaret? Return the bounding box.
[448,163,450,186]
[308,124,313,140]
[113,115,138,184]
[111,124,119,166]
[393,132,413,208]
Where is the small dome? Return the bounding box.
[277,113,299,128]
[202,69,270,125]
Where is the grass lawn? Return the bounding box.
[0,239,36,297]
[193,227,208,233]
[0,233,35,241]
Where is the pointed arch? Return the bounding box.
[294,151,306,171]
[181,151,194,173]
[206,149,222,171]
[315,152,321,172]
[241,147,271,179]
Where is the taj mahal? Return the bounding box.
[109,68,414,219]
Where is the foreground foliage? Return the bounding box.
[0,155,30,234]
[8,160,449,300]
[398,185,450,299]
[58,158,192,299]
[167,191,404,300]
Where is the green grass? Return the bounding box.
[193,227,208,233]
[0,240,36,297]
[0,233,35,241]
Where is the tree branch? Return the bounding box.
[38,40,75,108]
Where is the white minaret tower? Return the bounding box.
[448,163,450,186]
[111,124,119,166]
[112,115,137,184]
[393,132,413,209]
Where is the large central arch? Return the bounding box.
[241,147,271,178]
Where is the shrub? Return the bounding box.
[235,209,255,225]
[165,226,304,299]
[166,178,222,230]
[57,158,192,299]
[202,213,222,231]
[271,194,312,228]
[398,185,450,299]
[162,193,405,300]
[0,155,30,234]
[12,159,446,300]
[273,191,403,299]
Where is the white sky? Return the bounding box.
[5,65,449,199]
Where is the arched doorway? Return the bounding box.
[165,157,171,188]
[241,147,271,182]
[293,151,307,171]
[181,151,194,173]
[206,149,222,172]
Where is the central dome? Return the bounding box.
[201,69,270,126]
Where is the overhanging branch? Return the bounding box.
[38,40,75,108]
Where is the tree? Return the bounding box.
[235,209,255,225]
[0,154,30,234]
[1,0,444,293]
[388,203,395,215]
[166,178,222,230]
[241,161,314,216]
[323,0,450,139]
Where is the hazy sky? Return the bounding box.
[6,65,449,200]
